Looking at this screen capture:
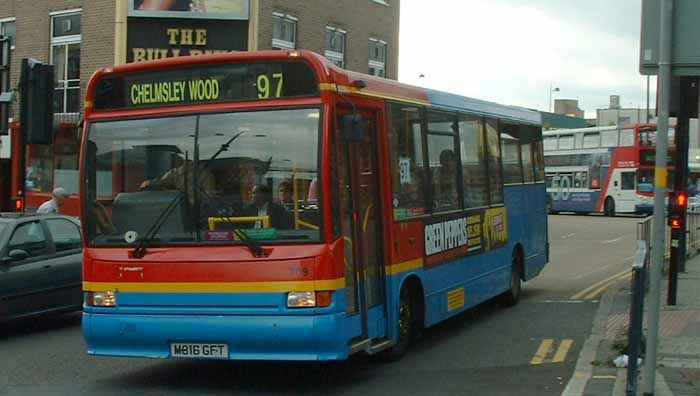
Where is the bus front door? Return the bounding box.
[337,109,387,349]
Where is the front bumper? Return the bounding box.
[82,311,350,361]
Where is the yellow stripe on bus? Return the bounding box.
[83,278,345,293]
[385,258,424,275]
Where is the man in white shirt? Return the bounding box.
[37,187,68,214]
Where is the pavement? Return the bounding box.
[565,253,700,396]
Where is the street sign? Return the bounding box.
[640,0,700,75]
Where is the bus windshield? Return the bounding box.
[84,107,322,246]
[639,127,675,147]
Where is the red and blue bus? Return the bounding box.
[544,124,674,215]
[80,50,549,361]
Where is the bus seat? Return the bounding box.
[111,191,188,237]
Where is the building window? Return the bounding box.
[272,13,297,50]
[0,18,16,50]
[324,27,346,68]
[51,11,81,114]
[369,38,387,77]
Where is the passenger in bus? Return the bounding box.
[307,178,319,204]
[277,180,294,208]
[435,149,459,208]
[244,184,294,229]
[139,159,216,204]
[37,187,69,214]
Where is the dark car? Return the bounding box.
[0,213,83,320]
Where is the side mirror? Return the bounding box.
[342,114,366,143]
[7,249,29,262]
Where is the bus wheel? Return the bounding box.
[499,249,522,307]
[604,197,616,217]
[381,285,415,361]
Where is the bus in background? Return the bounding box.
[544,124,674,216]
[80,50,548,361]
[7,114,82,215]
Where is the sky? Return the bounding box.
[398,0,656,119]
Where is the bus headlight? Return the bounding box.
[87,291,117,307]
[287,291,331,308]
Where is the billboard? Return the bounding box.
[127,17,248,62]
[129,0,249,20]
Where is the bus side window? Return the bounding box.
[388,103,428,219]
[458,114,488,208]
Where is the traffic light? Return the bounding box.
[19,58,54,144]
[0,35,11,135]
[667,190,688,228]
[669,215,682,229]
[675,191,688,209]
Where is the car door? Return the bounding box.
[43,218,83,311]
[0,220,55,318]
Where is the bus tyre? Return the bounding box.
[499,250,522,307]
[381,285,415,361]
[604,197,616,217]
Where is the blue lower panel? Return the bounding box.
[82,312,350,361]
[549,191,600,212]
[635,204,653,214]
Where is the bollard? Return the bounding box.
[627,240,647,396]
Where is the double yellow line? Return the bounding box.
[530,339,574,365]
[570,268,632,300]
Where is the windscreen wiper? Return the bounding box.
[132,193,185,259]
[233,229,265,257]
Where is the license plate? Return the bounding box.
[170,342,228,359]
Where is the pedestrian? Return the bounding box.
[37,187,68,214]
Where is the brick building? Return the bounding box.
[0,0,399,211]
[0,0,400,117]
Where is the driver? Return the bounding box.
[139,159,216,203]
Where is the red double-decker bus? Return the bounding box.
[80,50,548,361]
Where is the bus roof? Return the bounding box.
[86,50,541,126]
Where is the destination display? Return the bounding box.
[92,61,319,111]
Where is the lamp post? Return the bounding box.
[549,83,560,113]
